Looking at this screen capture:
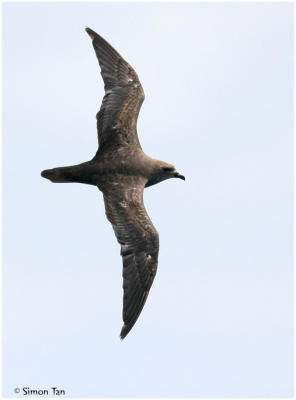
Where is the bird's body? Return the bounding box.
[43,149,169,187]
[41,28,184,339]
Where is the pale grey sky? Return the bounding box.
[3,2,293,397]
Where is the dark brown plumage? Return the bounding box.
[41,28,185,339]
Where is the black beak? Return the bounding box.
[174,172,185,181]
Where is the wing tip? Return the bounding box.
[120,324,132,340]
[85,27,96,40]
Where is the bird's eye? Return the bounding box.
[162,167,174,172]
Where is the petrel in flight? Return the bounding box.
[41,28,185,339]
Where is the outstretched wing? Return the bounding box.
[86,28,145,151]
[100,176,159,339]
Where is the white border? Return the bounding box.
[1,1,294,400]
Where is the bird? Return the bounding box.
[41,27,185,339]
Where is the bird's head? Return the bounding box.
[152,162,185,184]
[160,163,185,181]
[145,162,185,187]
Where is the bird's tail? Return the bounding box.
[41,166,75,183]
[41,161,98,185]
